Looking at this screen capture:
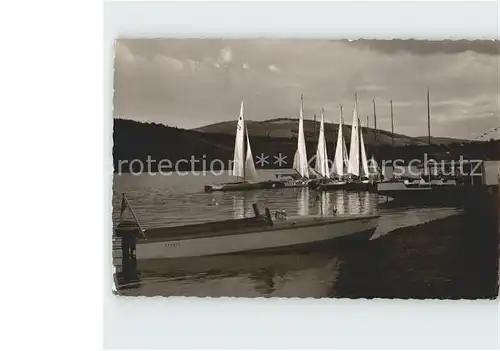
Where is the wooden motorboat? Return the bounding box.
[114,194,380,260]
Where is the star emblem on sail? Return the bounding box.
[314,108,330,178]
[347,95,370,178]
[292,94,310,179]
[331,105,350,178]
[231,98,258,181]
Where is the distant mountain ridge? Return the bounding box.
[194,117,470,146]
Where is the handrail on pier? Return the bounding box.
[119,193,146,239]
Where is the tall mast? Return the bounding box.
[372,98,378,147]
[243,110,246,182]
[390,100,394,148]
[359,116,362,173]
[427,88,431,145]
[426,89,432,183]
[313,113,317,145]
[339,104,344,159]
[355,94,359,169]
[355,94,362,175]
[355,93,359,163]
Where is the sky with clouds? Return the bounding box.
[113,39,499,139]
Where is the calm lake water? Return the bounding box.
[112,169,466,297]
[112,170,380,228]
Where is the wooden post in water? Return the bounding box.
[252,203,261,218]
[264,207,274,225]
[113,193,144,290]
[114,225,140,289]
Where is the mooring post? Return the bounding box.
[114,224,141,289]
[113,193,144,290]
[264,207,274,225]
[252,203,261,218]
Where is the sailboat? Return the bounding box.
[357,116,370,182]
[376,90,480,206]
[312,107,348,190]
[283,95,314,188]
[345,96,376,191]
[204,99,285,192]
[368,155,381,180]
[319,106,350,190]
[319,97,374,192]
[336,105,350,177]
[314,109,329,179]
[368,98,384,181]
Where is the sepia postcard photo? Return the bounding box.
[111,39,499,299]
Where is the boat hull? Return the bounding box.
[136,215,379,259]
[283,180,310,188]
[318,181,377,192]
[378,181,466,207]
[204,180,285,192]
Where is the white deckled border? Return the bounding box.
[104,1,500,349]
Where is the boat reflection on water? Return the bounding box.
[247,255,342,297]
[297,187,310,216]
[231,191,258,219]
[360,191,371,214]
[293,189,376,218]
[317,191,330,217]
[126,187,380,297]
[135,253,342,298]
[343,191,372,215]
[336,191,347,215]
[210,187,377,222]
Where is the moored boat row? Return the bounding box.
[204,94,382,193]
[203,91,495,211]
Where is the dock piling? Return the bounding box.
[113,224,141,290]
[114,194,144,290]
[264,207,274,225]
[252,203,261,218]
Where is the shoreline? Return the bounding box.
[332,213,499,299]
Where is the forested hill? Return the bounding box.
[195,117,469,146]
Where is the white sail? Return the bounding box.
[232,99,245,178]
[298,187,309,216]
[244,125,258,181]
[323,138,328,178]
[332,108,345,177]
[293,150,299,172]
[347,102,360,176]
[314,109,329,177]
[295,95,310,178]
[369,155,378,176]
[343,137,349,169]
[359,118,369,177]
